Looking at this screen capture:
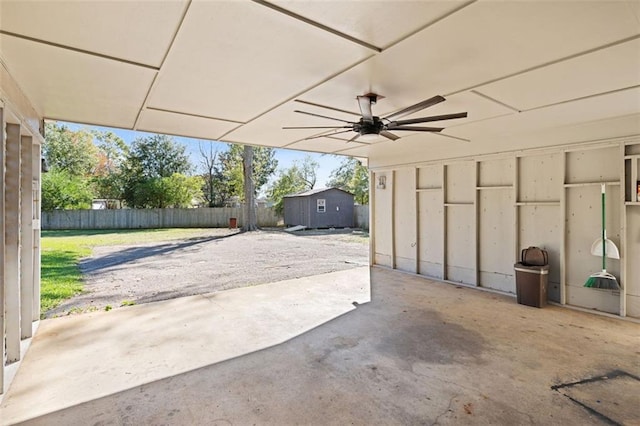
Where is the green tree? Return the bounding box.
[267,156,319,215]
[327,157,369,204]
[125,134,191,179]
[163,174,204,208]
[43,122,98,176]
[217,144,278,201]
[122,135,198,208]
[129,174,203,208]
[91,130,129,206]
[41,170,93,211]
[42,122,100,210]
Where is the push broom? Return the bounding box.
[585,184,620,290]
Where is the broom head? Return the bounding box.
[584,270,620,290]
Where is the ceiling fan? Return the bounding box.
[283,94,467,142]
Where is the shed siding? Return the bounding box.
[283,188,354,228]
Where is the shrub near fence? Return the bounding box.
[42,205,370,230]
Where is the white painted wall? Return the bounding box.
[393,169,417,273]
[373,171,393,268]
[1,62,45,395]
[417,164,444,279]
[371,138,640,318]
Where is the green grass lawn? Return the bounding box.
[41,228,222,315]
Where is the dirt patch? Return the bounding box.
[46,228,368,317]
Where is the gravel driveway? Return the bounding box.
[46,229,368,317]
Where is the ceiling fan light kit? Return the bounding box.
[284,94,467,142]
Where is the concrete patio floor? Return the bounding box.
[2,267,639,425]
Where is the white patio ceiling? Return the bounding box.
[1,0,639,159]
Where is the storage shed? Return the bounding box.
[284,188,354,229]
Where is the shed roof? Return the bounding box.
[284,187,353,198]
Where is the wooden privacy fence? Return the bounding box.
[42,205,370,230]
[42,207,280,229]
[354,205,369,230]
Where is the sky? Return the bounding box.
[59,122,347,190]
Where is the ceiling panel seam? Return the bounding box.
[217,53,376,141]
[43,115,140,132]
[522,85,640,113]
[378,0,477,51]
[145,107,245,124]
[0,30,159,71]
[444,34,640,98]
[326,137,368,145]
[251,0,382,52]
[470,90,521,113]
[432,133,471,143]
[281,133,332,148]
[294,99,360,117]
[133,73,161,130]
[285,133,371,150]
[443,112,514,130]
[133,0,193,130]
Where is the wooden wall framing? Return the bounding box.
[371,137,640,318]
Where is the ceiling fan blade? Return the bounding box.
[283,126,351,129]
[304,130,354,140]
[388,126,444,132]
[388,112,468,127]
[357,96,374,123]
[383,95,446,121]
[294,110,355,124]
[294,100,360,117]
[380,131,400,141]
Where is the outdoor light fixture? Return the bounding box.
[377,175,386,189]
[41,158,49,173]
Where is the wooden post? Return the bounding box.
[560,151,567,305]
[20,135,34,338]
[32,143,42,320]
[442,164,448,280]
[0,108,5,392]
[414,167,419,274]
[391,170,396,269]
[5,123,22,363]
[369,170,375,267]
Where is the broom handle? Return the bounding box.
[601,184,606,272]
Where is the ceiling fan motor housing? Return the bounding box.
[356,117,384,135]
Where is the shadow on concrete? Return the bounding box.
[12,269,492,425]
[79,233,239,274]
[42,229,172,238]
[10,268,640,425]
[285,228,369,238]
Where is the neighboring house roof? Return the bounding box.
[284,187,354,198]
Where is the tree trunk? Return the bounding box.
[242,145,258,231]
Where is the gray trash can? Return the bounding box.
[514,263,549,308]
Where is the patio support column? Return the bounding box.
[32,142,41,320]
[20,135,33,338]
[0,108,5,391]
[5,122,22,363]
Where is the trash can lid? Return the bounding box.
[514,263,549,274]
